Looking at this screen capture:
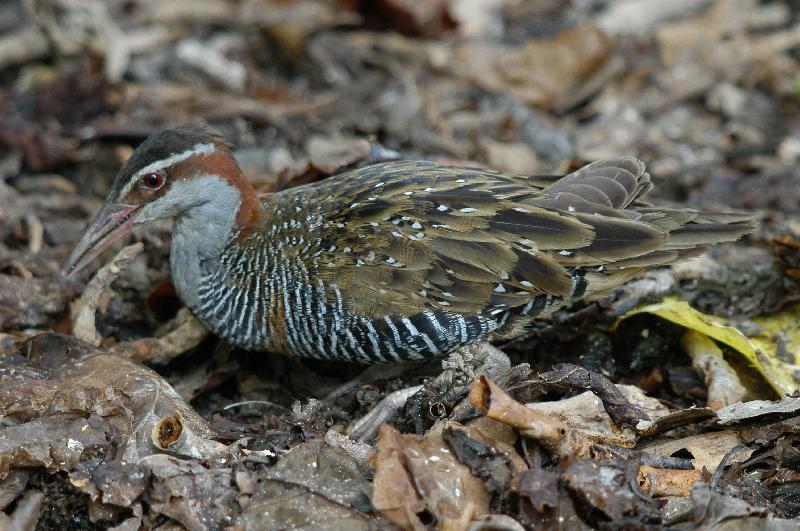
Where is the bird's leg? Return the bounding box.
[322,362,427,401]
[407,342,511,433]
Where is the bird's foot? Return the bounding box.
[405,343,512,434]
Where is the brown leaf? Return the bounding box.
[469,376,577,455]
[0,275,68,330]
[0,333,222,460]
[372,423,490,530]
[562,458,651,524]
[450,24,612,111]
[371,423,426,530]
[242,440,373,529]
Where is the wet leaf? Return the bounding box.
[617,297,800,394]
[242,440,373,530]
[372,422,490,530]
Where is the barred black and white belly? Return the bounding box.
[186,256,575,365]
[184,233,568,362]
[191,272,501,362]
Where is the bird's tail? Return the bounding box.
[536,157,756,298]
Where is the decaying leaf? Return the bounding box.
[471,375,641,455]
[0,334,219,456]
[241,439,373,530]
[562,458,651,523]
[448,24,612,111]
[0,274,68,330]
[537,363,654,429]
[0,333,237,528]
[71,242,143,346]
[371,422,490,530]
[637,466,708,497]
[617,297,800,394]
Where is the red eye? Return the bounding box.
[142,171,165,189]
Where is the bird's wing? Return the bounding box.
[279,159,672,318]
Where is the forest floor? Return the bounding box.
[2,0,800,529]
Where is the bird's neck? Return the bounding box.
[169,173,262,309]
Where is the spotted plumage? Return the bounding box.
[66,128,755,363]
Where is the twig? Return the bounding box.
[71,243,143,346]
[24,214,43,255]
[115,307,209,364]
[682,330,746,411]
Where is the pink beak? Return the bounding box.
[63,203,141,277]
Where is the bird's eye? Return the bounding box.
[141,171,165,190]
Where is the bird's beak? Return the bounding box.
[63,202,141,277]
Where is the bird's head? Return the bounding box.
[64,127,261,277]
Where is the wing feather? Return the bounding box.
[264,159,752,318]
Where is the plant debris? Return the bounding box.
[1,0,799,528]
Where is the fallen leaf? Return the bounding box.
[449,24,612,111]
[371,422,490,530]
[616,297,800,394]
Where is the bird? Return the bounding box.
[65,127,754,363]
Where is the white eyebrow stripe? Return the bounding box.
[119,142,216,197]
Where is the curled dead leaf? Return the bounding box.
[152,410,184,449]
[638,465,707,497]
[469,376,566,453]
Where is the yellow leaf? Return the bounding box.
[615,297,800,394]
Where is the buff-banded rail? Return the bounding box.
[65,127,754,363]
